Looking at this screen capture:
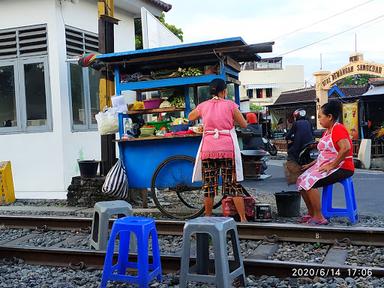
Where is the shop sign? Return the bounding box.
[342,102,359,140]
[321,62,384,89]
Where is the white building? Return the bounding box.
[239,57,304,106]
[0,0,171,199]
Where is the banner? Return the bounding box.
[342,102,359,140]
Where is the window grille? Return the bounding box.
[65,26,98,56]
[0,25,48,59]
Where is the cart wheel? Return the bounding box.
[151,155,222,220]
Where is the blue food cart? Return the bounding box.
[96,37,273,219]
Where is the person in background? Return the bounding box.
[242,113,264,150]
[297,101,354,225]
[285,109,314,163]
[246,112,258,125]
[188,78,248,222]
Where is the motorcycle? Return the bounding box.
[261,136,278,156]
[236,127,269,176]
[297,141,319,165]
[238,126,278,156]
[285,128,319,165]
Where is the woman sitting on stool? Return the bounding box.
[297,100,354,225]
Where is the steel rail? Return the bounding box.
[1,215,384,246]
[0,245,383,278]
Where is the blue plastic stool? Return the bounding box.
[100,216,162,288]
[321,177,358,224]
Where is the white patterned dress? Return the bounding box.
[296,123,351,191]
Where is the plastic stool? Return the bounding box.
[322,177,358,224]
[100,216,162,288]
[179,217,246,288]
[90,200,132,250]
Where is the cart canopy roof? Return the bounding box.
[96,37,274,66]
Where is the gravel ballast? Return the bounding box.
[0,259,384,288]
[2,197,384,228]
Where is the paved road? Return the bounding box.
[243,160,384,216]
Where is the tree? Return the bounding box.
[338,74,378,86]
[250,103,263,112]
[134,13,183,50]
[158,13,183,41]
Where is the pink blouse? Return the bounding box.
[196,99,238,160]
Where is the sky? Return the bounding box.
[164,0,384,85]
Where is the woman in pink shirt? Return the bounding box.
[189,79,248,221]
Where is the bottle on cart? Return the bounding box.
[124,118,135,138]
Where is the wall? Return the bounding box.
[0,0,137,198]
[0,0,65,197]
[239,65,304,106]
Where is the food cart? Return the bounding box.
[96,37,273,219]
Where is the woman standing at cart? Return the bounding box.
[297,100,354,225]
[188,78,248,222]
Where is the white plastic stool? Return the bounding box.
[179,217,246,288]
[90,200,133,250]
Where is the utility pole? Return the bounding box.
[98,0,119,175]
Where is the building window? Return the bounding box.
[246,89,253,98]
[69,63,101,130]
[0,64,17,128]
[66,26,100,131]
[266,88,273,98]
[256,89,263,98]
[0,25,51,134]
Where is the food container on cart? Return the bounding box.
[140,127,155,136]
[147,121,171,130]
[189,125,203,134]
[144,99,163,109]
[170,124,189,132]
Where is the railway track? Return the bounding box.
[1,215,384,278]
[1,215,384,246]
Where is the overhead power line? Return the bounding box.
[278,14,384,56]
[273,0,375,41]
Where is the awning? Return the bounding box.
[97,37,274,64]
[362,85,384,96]
[245,83,279,89]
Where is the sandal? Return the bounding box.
[298,214,312,223]
[306,218,329,225]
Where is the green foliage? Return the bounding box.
[134,18,143,50]
[250,103,263,112]
[338,74,378,86]
[158,13,183,41]
[134,13,183,50]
